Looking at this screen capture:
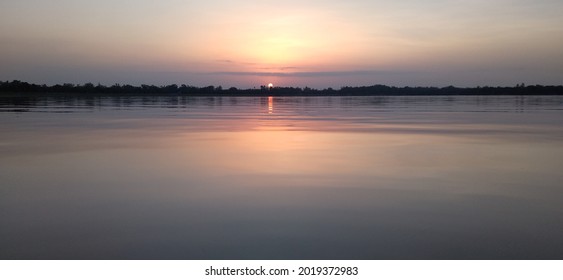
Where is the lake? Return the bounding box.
[1,95,563,259]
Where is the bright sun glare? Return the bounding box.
[268,83,274,89]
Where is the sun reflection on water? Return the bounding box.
[268,96,273,114]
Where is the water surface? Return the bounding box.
[1,95,563,259]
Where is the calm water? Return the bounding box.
[1,95,563,259]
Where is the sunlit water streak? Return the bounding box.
[1,95,563,259]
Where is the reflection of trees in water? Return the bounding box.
[1,94,563,114]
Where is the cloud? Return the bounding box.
[215,59,258,66]
[259,66,302,71]
[205,70,405,77]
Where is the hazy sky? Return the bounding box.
[1,0,563,88]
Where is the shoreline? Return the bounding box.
[2,81,563,96]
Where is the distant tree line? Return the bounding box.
[1,80,563,96]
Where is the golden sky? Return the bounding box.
[1,0,563,88]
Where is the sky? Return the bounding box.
[1,0,563,88]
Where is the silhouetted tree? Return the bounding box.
[1,80,563,96]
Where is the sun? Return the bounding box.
[268,83,274,89]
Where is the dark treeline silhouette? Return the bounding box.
[1,80,563,96]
